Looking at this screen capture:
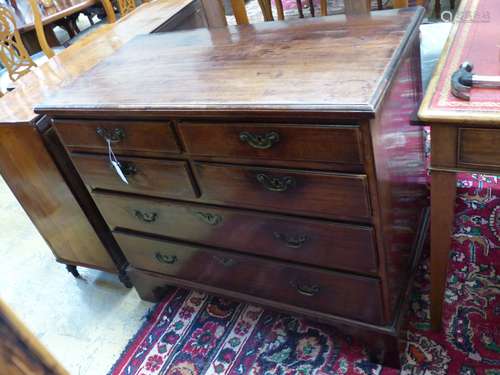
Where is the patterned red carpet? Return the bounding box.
[110,174,500,375]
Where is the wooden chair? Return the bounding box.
[0,5,37,84]
[64,0,138,46]
[86,0,138,25]
[0,2,57,93]
[210,0,414,27]
[116,0,137,17]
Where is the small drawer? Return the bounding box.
[54,120,180,156]
[94,192,378,274]
[194,162,371,221]
[458,128,500,169]
[71,154,197,199]
[178,122,364,166]
[116,232,385,324]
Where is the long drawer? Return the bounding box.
[71,154,197,199]
[458,128,500,169]
[115,231,385,324]
[194,162,371,221]
[178,122,364,166]
[54,120,180,156]
[94,192,378,274]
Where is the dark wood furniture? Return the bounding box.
[0,0,211,284]
[434,0,457,17]
[37,8,428,367]
[0,299,69,375]
[0,0,98,53]
[418,0,499,331]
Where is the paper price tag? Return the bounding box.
[111,160,129,184]
[107,138,129,184]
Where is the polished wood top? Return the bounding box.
[0,0,96,32]
[37,7,424,119]
[418,0,500,125]
[0,0,196,125]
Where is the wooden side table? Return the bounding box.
[419,0,500,330]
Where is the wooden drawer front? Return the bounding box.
[54,120,180,156]
[178,122,363,165]
[94,192,378,274]
[194,163,371,221]
[458,128,500,169]
[116,232,385,324]
[72,154,197,199]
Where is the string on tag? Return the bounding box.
[107,138,129,184]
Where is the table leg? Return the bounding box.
[21,31,41,55]
[320,0,327,15]
[44,25,61,47]
[430,170,456,331]
[434,0,441,18]
[308,0,315,16]
[296,0,304,18]
[344,0,370,15]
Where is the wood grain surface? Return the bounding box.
[193,162,371,221]
[55,119,181,156]
[0,0,96,32]
[0,0,203,275]
[94,191,379,274]
[36,7,424,118]
[178,121,364,166]
[0,0,198,125]
[71,154,198,199]
[116,232,386,324]
[0,124,117,271]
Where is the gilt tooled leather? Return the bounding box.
[430,0,500,113]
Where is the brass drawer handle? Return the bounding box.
[155,252,177,264]
[133,209,158,223]
[291,281,320,297]
[239,131,279,149]
[213,255,235,267]
[193,211,222,226]
[273,232,308,248]
[96,127,125,143]
[118,161,137,176]
[256,173,295,192]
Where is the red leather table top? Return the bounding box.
[419,0,500,125]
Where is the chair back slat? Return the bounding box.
[117,0,137,16]
[275,0,284,20]
[230,0,250,24]
[100,0,117,22]
[258,0,274,21]
[0,5,36,82]
[218,0,421,24]
[27,0,54,58]
[320,0,327,15]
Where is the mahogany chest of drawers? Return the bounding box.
[36,7,427,367]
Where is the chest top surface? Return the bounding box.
[419,0,500,126]
[36,7,423,119]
